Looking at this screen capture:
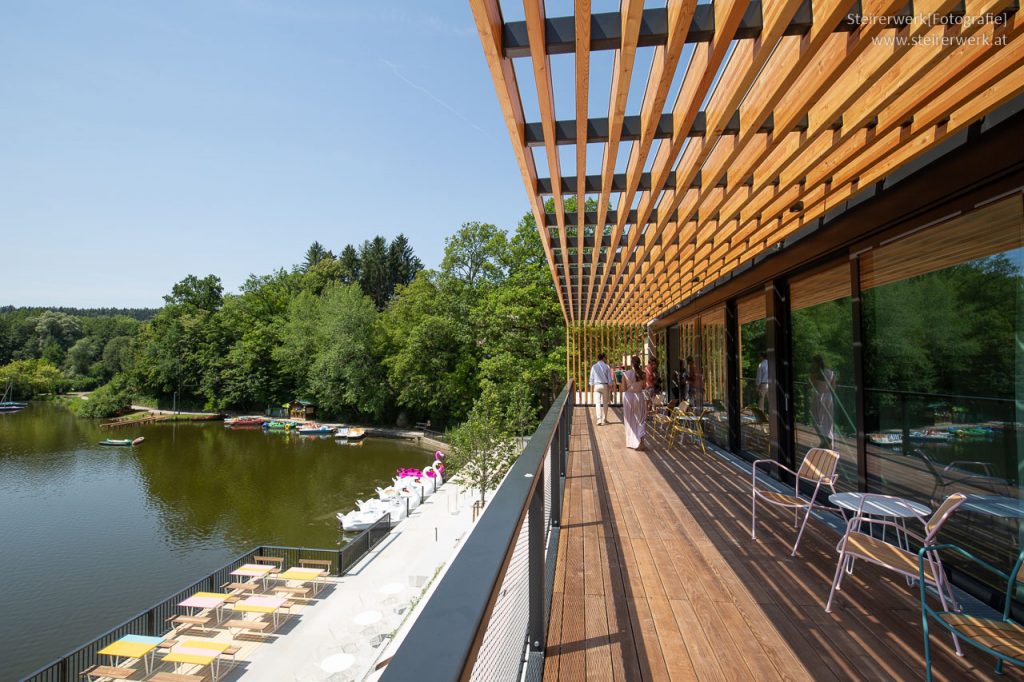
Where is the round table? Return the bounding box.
[353,610,382,626]
[830,492,931,584]
[962,494,1024,519]
[321,653,354,673]
[829,492,931,519]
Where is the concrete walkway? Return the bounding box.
[229,481,482,682]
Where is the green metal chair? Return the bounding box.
[919,544,1024,681]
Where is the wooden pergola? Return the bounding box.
[470,0,1024,330]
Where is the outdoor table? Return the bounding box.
[830,492,931,584]
[178,591,231,621]
[97,634,164,674]
[234,594,288,627]
[230,563,275,588]
[961,494,1024,519]
[321,653,355,674]
[278,566,328,594]
[162,638,230,682]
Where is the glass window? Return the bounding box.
[738,292,769,459]
[790,264,857,492]
[862,194,1024,575]
[700,307,730,449]
[680,317,700,406]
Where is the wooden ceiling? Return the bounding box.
[470,0,1024,324]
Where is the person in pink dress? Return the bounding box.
[619,355,647,450]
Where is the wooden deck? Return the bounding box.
[543,407,1021,681]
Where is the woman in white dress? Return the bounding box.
[620,356,647,450]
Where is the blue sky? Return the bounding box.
[1,1,690,308]
[0,2,529,307]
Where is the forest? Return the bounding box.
[0,212,566,437]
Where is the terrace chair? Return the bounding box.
[649,394,674,434]
[751,447,840,556]
[826,494,965,618]
[668,404,704,451]
[920,544,1024,681]
[912,449,1010,504]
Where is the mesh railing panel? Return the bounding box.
[468,512,531,681]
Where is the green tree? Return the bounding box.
[359,236,393,309]
[445,410,518,507]
[79,374,134,418]
[388,233,423,289]
[379,272,479,426]
[338,245,361,284]
[0,358,66,397]
[303,241,332,271]
[441,221,508,288]
[164,274,224,312]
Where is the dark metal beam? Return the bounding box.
[544,208,677,227]
[503,2,857,58]
[538,168,738,195]
[549,232,654,249]
[524,111,808,147]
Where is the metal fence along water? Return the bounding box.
[21,515,392,682]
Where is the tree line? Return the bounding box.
[0,219,566,436]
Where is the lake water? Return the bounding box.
[0,403,433,680]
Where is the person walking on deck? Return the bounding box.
[621,356,647,449]
[589,353,614,426]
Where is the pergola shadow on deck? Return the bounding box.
[545,407,1021,681]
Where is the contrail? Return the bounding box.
[382,59,486,134]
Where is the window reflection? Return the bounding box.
[862,195,1024,574]
[738,293,769,459]
[791,265,857,492]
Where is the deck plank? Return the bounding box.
[543,407,1022,681]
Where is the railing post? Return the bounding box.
[528,474,546,654]
[550,440,561,527]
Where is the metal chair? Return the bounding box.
[751,447,840,556]
[912,448,1010,503]
[919,543,1024,680]
[826,493,965,616]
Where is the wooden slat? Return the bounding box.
[583,1,645,320]
[589,0,749,321]
[524,0,574,321]
[468,0,568,322]
[575,0,590,320]
[625,0,1023,319]
[604,0,912,319]
[594,0,806,321]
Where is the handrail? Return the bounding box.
[381,381,574,681]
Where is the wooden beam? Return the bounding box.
[524,0,575,320]
[469,0,568,322]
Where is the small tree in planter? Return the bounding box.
[446,411,517,509]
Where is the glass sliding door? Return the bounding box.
[738,292,770,460]
[861,194,1024,574]
[789,264,857,491]
[701,307,729,448]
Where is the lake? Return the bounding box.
[0,403,433,680]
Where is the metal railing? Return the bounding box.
[21,515,394,682]
[381,381,574,681]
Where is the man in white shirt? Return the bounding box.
[589,353,614,425]
[756,352,769,412]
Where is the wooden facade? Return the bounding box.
[470,0,1024,326]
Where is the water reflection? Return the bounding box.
[0,403,431,679]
